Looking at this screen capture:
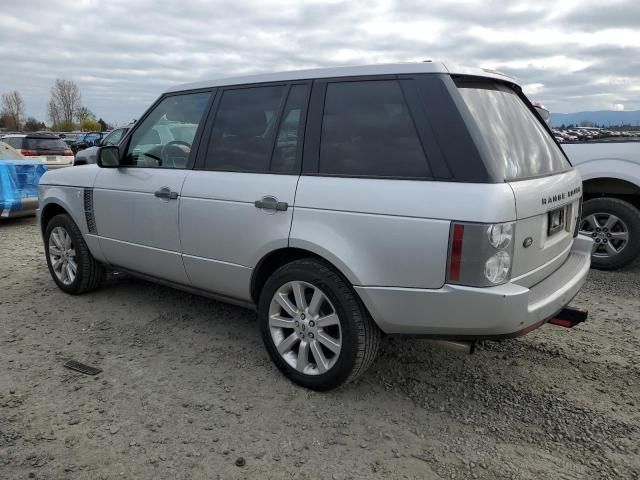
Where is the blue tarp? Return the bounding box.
[0,160,48,217]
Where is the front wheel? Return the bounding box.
[44,214,105,294]
[258,258,381,390]
[580,197,640,270]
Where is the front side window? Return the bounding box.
[206,85,287,172]
[319,80,430,178]
[456,79,570,180]
[125,92,212,169]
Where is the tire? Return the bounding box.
[580,197,640,270]
[258,258,381,391]
[44,213,105,294]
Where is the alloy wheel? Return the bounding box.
[268,281,342,375]
[49,226,77,285]
[580,213,629,258]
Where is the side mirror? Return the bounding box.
[97,145,121,168]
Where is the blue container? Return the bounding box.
[0,159,48,218]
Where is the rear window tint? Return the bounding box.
[456,80,570,180]
[25,137,68,151]
[319,80,430,178]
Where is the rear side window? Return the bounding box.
[456,80,570,180]
[25,137,68,151]
[319,80,430,178]
[4,137,23,149]
[206,86,287,172]
[271,84,309,173]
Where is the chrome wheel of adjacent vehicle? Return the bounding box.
[48,226,77,285]
[580,213,629,258]
[268,281,342,376]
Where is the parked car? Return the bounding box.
[0,141,48,218]
[74,126,132,165]
[534,105,640,269]
[1,134,74,169]
[38,63,592,390]
[69,132,110,154]
[563,142,640,269]
[59,133,81,147]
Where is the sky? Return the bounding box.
[1,0,638,126]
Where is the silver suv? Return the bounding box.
[38,63,592,390]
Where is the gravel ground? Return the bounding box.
[1,217,638,480]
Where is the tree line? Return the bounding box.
[0,79,110,132]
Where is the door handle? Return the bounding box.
[155,187,178,200]
[254,196,288,211]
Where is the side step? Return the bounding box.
[548,306,588,328]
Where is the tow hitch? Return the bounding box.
[548,306,588,328]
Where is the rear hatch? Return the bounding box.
[22,136,73,166]
[456,78,581,287]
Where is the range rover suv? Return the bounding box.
[38,63,592,390]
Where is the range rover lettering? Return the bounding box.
[38,63,592,390]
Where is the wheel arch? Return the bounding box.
[40,201,72,235]
[583,177,640,210]
[250,247,359,305]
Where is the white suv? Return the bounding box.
[38,63,592,390]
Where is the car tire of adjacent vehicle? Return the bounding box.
[44,213,105,294]
[258,258,381,391]
[581,197,640,270]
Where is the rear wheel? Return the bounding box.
[580,197,640,270]
[258,258,381,390]
[44,214,105,294]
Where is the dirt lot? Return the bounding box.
[1,217,638,480]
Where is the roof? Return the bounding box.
[166,62,517,93]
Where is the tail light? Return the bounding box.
[447,221,516,287]
[574,197,583,237]
[20,149,39,156]
[63,150,74,156]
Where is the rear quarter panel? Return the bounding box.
[291,176,516,288]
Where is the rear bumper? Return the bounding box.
[355,235,592,337]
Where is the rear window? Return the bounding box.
[456,79,570,181]
[25,137,68,151]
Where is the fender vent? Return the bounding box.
[84,188,97,234]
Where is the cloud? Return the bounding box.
[0,0,638,125]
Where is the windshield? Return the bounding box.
[456,79,570,181]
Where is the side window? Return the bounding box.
[271,84,309,173]
[206,85,286,172]
[124,92,212,169]
[103,128,124,146]
[6,137,20,149]
[319,80,430,178]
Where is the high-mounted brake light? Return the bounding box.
[449,224,464,281]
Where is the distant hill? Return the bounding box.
[550,110,640,127]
